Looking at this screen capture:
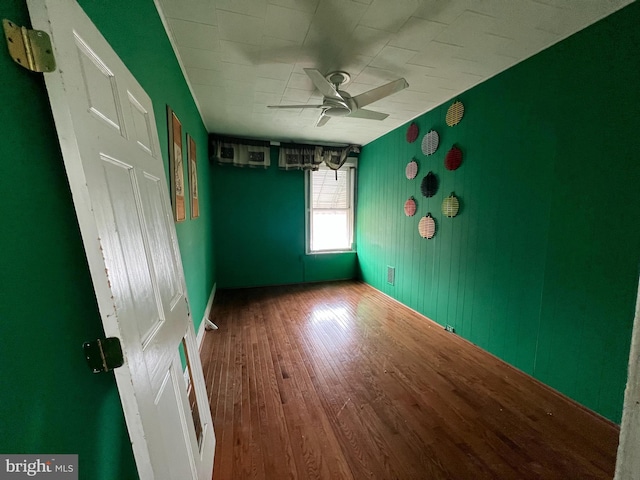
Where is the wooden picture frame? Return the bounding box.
[187,134,199,219]
[167,106,186,222]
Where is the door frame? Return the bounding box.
[615,275,640,479]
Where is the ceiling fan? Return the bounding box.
[268,68,409,127]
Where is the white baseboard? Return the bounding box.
[197,282,217,351]
[184,282,217,389]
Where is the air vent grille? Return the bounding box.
[387,266,395,286]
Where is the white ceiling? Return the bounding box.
[156,0,631,146]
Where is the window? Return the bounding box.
[306,163,356,253]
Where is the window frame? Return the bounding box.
[305,159,357,255]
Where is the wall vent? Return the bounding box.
[387,266,395,286]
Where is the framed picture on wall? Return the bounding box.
[187,134,199,219]
[167,106,186,222]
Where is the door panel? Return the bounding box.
[155,359,197,479]
[127,92,155,155]
[75,33,125,133]
[100,154,163,343]
[138,172,183,314]
[27,1,215,478]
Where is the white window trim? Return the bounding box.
[305,159,357,255]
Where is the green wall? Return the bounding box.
[356,3,640,423]
[212,147,357,288]
[0,0,215,478]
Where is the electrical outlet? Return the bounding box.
[444,325,455,333]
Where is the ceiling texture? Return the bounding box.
[156,0,631,146]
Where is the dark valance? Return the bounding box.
[209,135,359,171]
[278,143,323,171]
[278,143,359,171]
[209,135,271,168]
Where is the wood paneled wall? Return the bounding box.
[356,3,640,423]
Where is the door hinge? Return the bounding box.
[83,337,124,374]
[3,19,56,72]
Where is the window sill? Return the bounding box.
[306,249,356,255]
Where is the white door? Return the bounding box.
[26,1,215,478]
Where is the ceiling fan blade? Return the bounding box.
[316,111,331,127]
[304,68,344,102]
[347,108,389,121]
[267,104,324,109]
[351,78,409,109]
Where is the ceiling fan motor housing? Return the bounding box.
[324,106,351,117]
[323,96,352,117]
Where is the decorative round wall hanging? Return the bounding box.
[419,214,436,239]
[445,146,463,171]
[404,197,417,217]
[421,130,439,156]
[446,100,465,126]
[405,159,418,179]
[421,171,438,198]
[442,193,460,217]
[406,122,419,143]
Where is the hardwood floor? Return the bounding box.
[200,280,619,480]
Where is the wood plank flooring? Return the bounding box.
[200,280,620,480]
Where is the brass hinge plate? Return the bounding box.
[83,337,124,374]
[3,19,55,72]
